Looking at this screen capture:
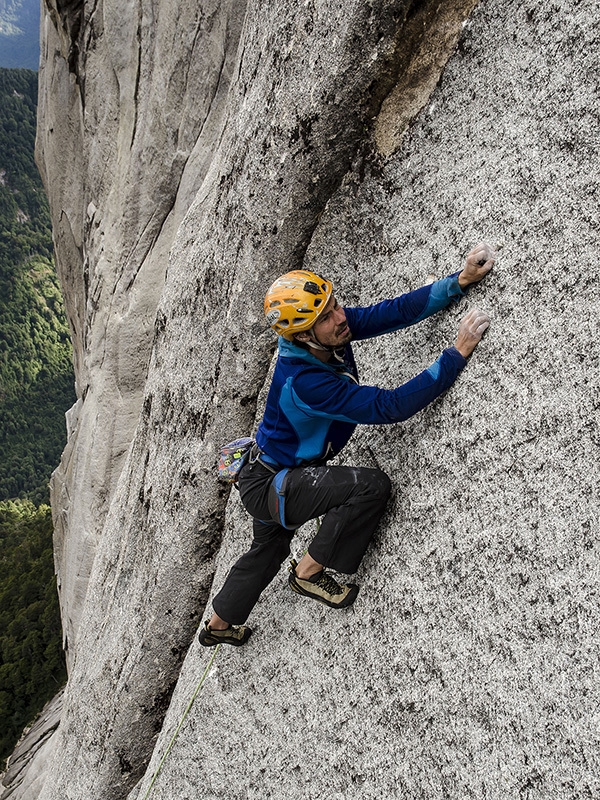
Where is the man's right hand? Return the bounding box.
[458,242,496,289]
[455,308,490,358]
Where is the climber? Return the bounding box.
[199,243,494,647]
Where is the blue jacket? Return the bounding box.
[255,273,468,468]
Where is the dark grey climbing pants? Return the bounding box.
[212,459,391,625]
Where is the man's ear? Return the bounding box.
[294,331,311,343]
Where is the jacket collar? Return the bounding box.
[278,337,349,372]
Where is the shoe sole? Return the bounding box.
[289,578,359,609]
[198,629,253,647]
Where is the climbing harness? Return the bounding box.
[267,468,294,529]
[141,644,222,799]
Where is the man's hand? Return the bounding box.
[458,242,495,289]
[455,308,490,358]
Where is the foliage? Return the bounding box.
[0,68,72,768]
[0,499,66,767]
[0,67,76,505]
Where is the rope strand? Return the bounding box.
[141,644,222,799]
[141,517,321,796]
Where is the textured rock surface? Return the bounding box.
[130,1,600,798]
[0,694,63,800]
[4,0,600,798]
[38,0,251,664]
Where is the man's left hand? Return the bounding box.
[458,242,495,289]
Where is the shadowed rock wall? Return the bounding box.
[3,0,599,798]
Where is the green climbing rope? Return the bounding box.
[141,517,322,797]
[142,644,222,799]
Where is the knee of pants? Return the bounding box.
[253,519,294,547]
[366,468,392,503]
[272,535,292,564]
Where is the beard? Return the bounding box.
[333,322,352,346]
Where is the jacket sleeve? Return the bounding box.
[291,347,467,425]
[345,273,465,341]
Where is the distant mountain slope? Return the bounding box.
[0,0,40,69]
[0,499,66,771]
[0,66,70,772]
[0,67,75,505]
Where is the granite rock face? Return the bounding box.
[4,0,600,798]
[37,0,252,666]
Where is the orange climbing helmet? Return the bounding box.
[264,270,333,339]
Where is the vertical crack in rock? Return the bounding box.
[43,0,85,78]
[375,0,482,154]
[130,24,142,152]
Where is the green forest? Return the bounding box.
[0,68,72,768]
[0,500,65,761]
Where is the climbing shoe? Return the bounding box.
[198,621,253,647]
[288,558,359,609]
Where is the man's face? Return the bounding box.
[310,295,352,348]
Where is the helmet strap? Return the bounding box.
[306,330,346,361]
[306,331,331,352]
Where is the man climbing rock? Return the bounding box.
[199,243,494,646]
